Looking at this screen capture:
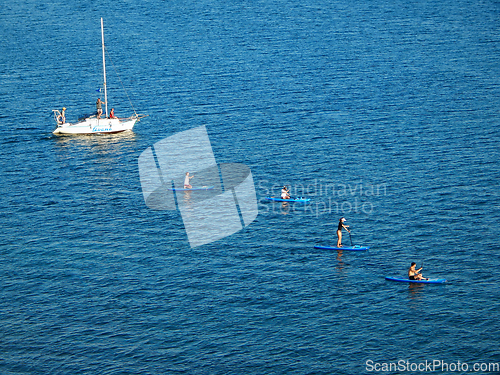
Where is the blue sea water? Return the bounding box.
[1,0,500,374]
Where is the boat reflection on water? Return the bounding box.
[53,129,138,147]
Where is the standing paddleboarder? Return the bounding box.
[336,217,350,247]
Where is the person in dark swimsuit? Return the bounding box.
[408,262,427,280]
[336,217,350,247]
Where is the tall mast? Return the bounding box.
[101,17,108,118]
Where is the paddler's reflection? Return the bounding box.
[336,249,343,260]
[408,283,424,301]
[280,201,290,214]
[182,190,192,205]
[335,249,345,274]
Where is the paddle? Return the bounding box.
[348,231,353,246]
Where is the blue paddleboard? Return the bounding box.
[314,245,369,251]
[169,186,214,191]
[266,196,311,202]
[385,276,446,284]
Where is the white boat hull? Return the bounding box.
[53,116,137,135]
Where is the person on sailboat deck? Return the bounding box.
[184,172,194,189]
[96,98,105,119]
[60,107,66,124]
[109,108,116,119]
[408,262,427,280]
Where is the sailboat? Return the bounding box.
[52,18,145,135]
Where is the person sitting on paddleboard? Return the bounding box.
[336,217,350,247]
[408,262,427,280]
[281,186,291,199]
[184,172,194,189]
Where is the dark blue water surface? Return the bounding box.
[1,0,500,374]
